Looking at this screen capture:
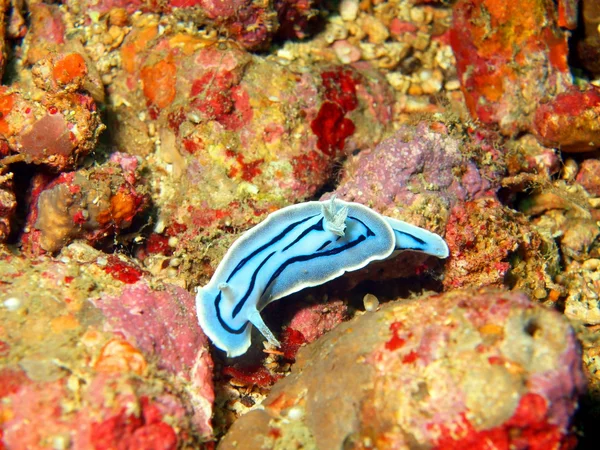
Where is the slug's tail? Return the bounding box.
[384,217,450,259]
[195,286,252,358]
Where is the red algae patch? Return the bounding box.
[52,53,87,85]
[103,256,144,284]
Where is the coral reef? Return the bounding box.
[0,0,599,447]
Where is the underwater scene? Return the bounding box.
[0,0,599,448]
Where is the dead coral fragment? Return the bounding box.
[32,52,88,93]
[0,170,15,243]
[24,154,148,254]
[0,86,104,172]
[444,197,559,298]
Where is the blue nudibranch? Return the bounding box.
[195,198,449,357]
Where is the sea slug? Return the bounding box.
[196,197,449,357]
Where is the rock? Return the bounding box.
[6,0,26,39]
[0,46,105,171]
[32,52,89,94]
[328,122,504,230]
[450,0,571,136]
[64,0,320,51]
[90,281,214,432]
[0,0,8,80]
[112,34,395,286]
[113,37,393,193]
[504,134,560,178]
[274,0,321,41]
[319,123,516,289]
[573,0,600,76]
[563,265,600,324]
[277,298,350,361]
[533,85,600,153]
[0,171,15,243]
[0,84,104,171]
[516,176,600,323]
[576,159,600,197]
[0,244,214,447]
[23,3,67,65]
[559,218,600,324]
[451,0,600,152]
[219,290,585,450]
[444,197,559,297]
[284,299,349,344]
[560,219,600,263]
[21,154,149,254]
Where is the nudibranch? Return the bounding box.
[195,198,449,357]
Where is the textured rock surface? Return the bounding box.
[219,290,585,450]
[64,0,320,51]
[516,174,600,325]
[450,0,571,135]
[0,0,7,80]
[0,172,15,243]
[328,123,504,226]
[111,34,395,287]
[0,244,213,448]
[113,37,394,202]
[573,0,600,76]
[451,0,600,152]
[576,159,600,197]
[21,153,149,254]
[0,82,104,171]
[532,85,600,152]
[444,197,560,298]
